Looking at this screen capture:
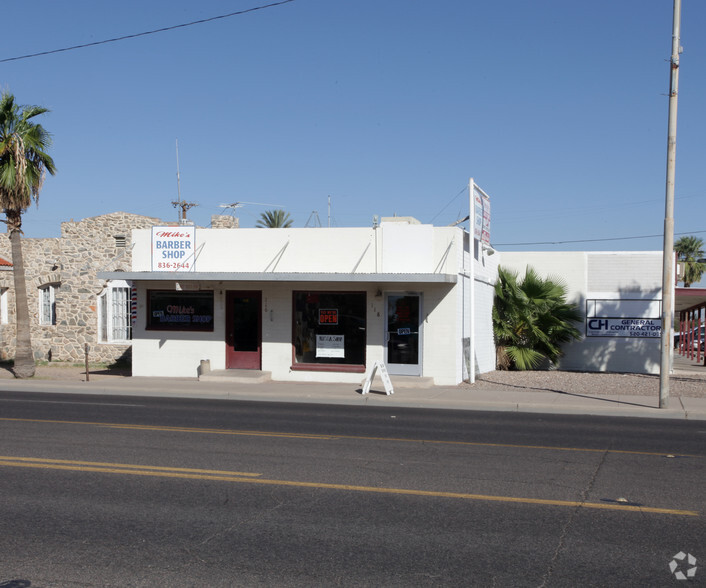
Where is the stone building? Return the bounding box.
[0,212,166,363]
[0,212,239,364]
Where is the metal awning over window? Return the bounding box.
[97,272,457,284]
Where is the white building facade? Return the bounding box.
[102,220,499,385]
[499,251,664,374]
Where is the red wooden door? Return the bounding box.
[225,291,261,369]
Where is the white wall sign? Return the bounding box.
[316,334,345,358]
[586,318,662,338]
[152,226,195,272]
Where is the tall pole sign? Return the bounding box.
[659,0,682,408]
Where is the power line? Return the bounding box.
[0,0,296,64]
[428,185,467,224]
[493,229,706,247]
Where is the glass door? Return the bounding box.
[384,293,422,376]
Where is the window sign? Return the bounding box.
[152,226,195,272]
[318,309,338,325]
[147,291,214,331]
[293,291,366,366]
[316,334,345,358]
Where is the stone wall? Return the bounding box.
[210,214,238,229]
[0,212,162,363]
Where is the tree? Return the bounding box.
[0,92,56,378]
[492,266,582,370]
[255,209,293,228]
[674,235,705,287]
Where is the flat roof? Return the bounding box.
[97,272,457,284]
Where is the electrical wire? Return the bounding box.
[493,229,706,247]
[428,185,467,224]
[0,0,296,64]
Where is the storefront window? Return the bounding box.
[147,290,214,331]
[293,291,366,368]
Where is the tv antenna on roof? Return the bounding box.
[305,211,322,227]
[219,201,284,210]
[171,139,197,223]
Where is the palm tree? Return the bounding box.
[0,92,56,378]
[256,209,293,228]
[493,266,582,370]
[674,235,706,287]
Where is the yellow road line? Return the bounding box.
[0,457,697,517]
[0,455,260,477]
[0,417,699,459]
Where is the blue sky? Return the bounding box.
[2,0,704,257]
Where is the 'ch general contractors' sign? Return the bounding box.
[586,318,662,338]
[152,226,195,271]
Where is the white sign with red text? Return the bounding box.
[151,226,195,272]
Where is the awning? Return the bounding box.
[97,271,457,284]
[675,287,706,314]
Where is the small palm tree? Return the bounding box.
[0,92,56,378]
[493,266,582,370]
[674,235,705,287]
[256,209,293,228]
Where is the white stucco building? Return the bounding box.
[101,218,499,385]
[500,251,665,374]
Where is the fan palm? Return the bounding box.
[674,235,705,287]
[493,266,582,370]
[256,209,293,228]
[0,92,56,378]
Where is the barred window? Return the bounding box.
[39,285,56,325]
[0,287,8,325]
[98,280,132,343]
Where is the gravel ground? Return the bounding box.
[1,363,704,398]
[469,369,706,398]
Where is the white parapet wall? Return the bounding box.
[127,224,479,385]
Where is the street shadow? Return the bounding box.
[84,366,132,378]
[0,581,32,588]
[355,387,390,396]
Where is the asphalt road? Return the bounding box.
[0,390,704,587]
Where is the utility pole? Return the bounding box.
[659,0,682,408]
[171,139,197,223]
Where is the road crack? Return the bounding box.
[537,449,609,587]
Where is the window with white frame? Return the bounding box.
[1,287,8,324]
[98,280,132,343]
[39,284,56,325]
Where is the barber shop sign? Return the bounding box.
[151,226,195,272]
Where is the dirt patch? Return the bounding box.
[0,363,131,382]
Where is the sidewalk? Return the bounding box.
[1,363,705,421]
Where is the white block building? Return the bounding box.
[101,219,499,385]
[499,251,664,374]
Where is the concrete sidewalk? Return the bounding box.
[1,370,705,421]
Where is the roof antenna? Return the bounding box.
[171,139,197,224]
